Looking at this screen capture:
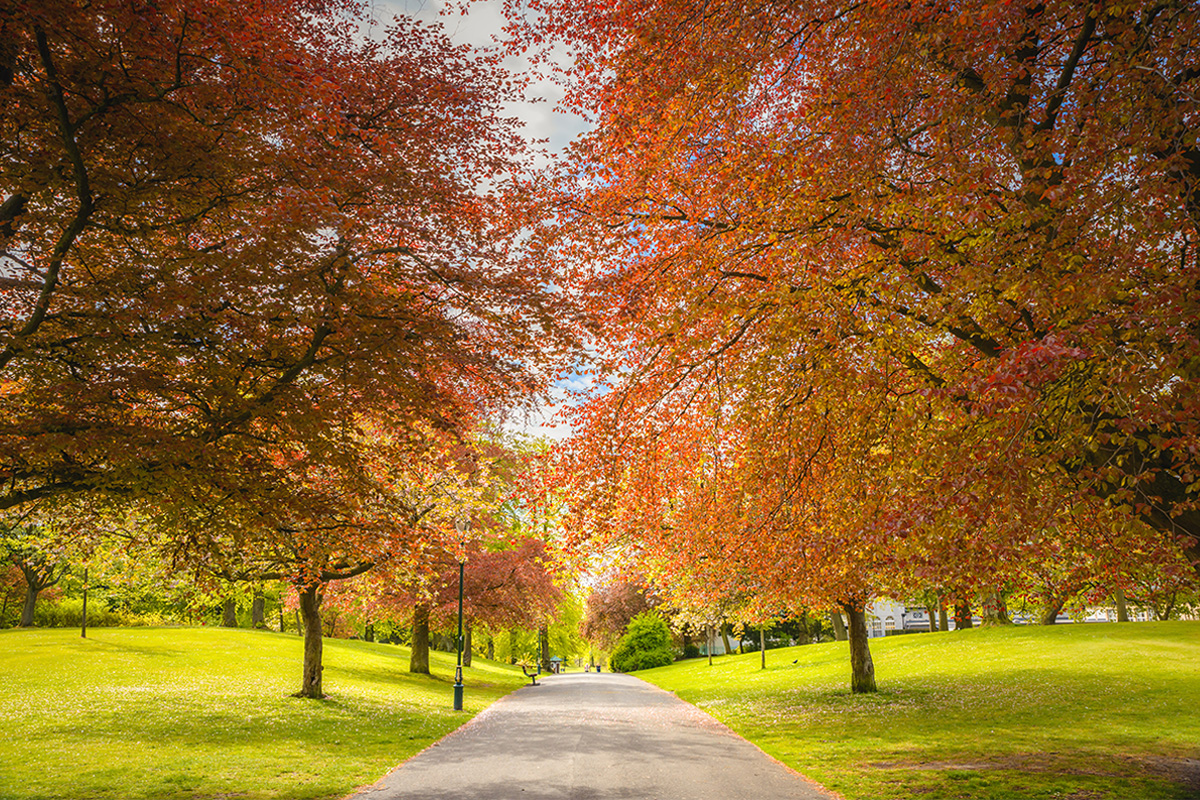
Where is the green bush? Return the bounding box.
[610,611,674,672]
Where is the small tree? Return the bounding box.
[610,611,673,673]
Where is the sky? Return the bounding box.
[375,0,595,440]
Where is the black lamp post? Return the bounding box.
[453,517,467,711]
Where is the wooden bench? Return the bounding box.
[520,663,540,686]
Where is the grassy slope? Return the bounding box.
[0,627,527,800]
[638,621,1200,800]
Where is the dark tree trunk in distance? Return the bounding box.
[539,625,551,672]
[251,589,266,629]
[759,624,766,670]
[363,621,375,642]
[17,561,64,627]
[955,601,974,630]
[295,584,325,698]
[222,597,238,628]
[843,603,877,693]
[410,604,430,674]
[20,584,38,627]
[463,621,473,667]
[1115,589,1130,622]
[830,610,848,641]
[486,634,494,661]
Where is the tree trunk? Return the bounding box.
[1039,589,1071,625]
[938,602,949,633]
[955,600,973,629]
[706,624,713,666]
[251,589,266,629]
[843,603,877,693]
[222,597,238,628]
[486,634,494,661]
[1115,588,1130,622]
[539,625,551,672]
[463,621,473,667]
[759,624,766,670]
[410,604,430,674]
[720,622,733,655]
[980,591,1012,626]
[363,621,375,643]
[927,600,939,632]
[295,584,325,698]
[830,610,848,641]
[19,584,38,627]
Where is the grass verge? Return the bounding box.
[0,626,527,800]
[637,621,1200,800]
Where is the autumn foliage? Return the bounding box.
[516,0,1200,688]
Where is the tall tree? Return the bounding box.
[519,0,1200,673]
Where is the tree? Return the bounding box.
[516,0,1199,696]
[610,611,674,673]
[1,0,569,666]
[2,0,566,510]
[1,524,68,627]
[582,574,660,650]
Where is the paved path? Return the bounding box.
[347,671,836,800]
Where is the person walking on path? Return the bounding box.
[347,671,837,800]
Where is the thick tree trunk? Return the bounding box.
[20,584,39,627]
[251,590,265,629]
[720,622,734,655]
[539,625,551,672]
[927,600,939,632]
[938,602,949,633]
[463,621,473,667]
[1039,589,1071,625]
[1115,589,1130,622]
[409,604,430,675]
[830,610,848,641]
[296,584,325,699]
[955,600,974,630]
[843,604,877,693]
[980,592,1012,626]
[222,597,238,628]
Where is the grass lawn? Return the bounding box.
[638,621,1200,800]
[0,626,527,800]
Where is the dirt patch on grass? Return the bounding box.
[868,753,1200,795]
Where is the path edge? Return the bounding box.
[627,674,847,800]
[341,681,538,799]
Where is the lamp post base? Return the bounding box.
[453,683,464,711]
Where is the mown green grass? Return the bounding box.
[638,621,1200,800]
[0,627,527,800]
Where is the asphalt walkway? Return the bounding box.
[346,671,836,800]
